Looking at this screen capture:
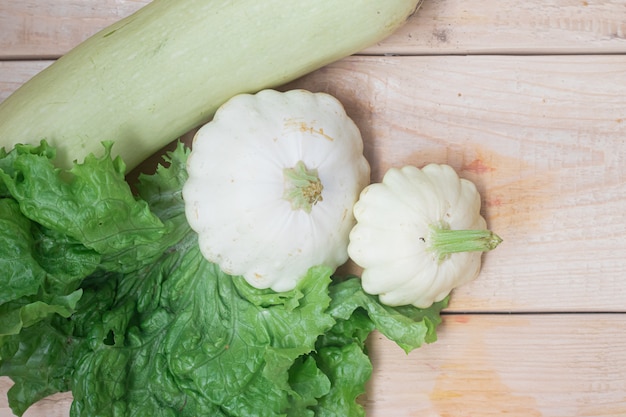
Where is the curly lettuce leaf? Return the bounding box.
[0,191,90,337]
[312,343,372,417]
[301,278,448,416]
[0,141,168,273]
[286,356,331,417]
[0,290,82,338]
[0,141,448,417]
[0,318,78,416]
[326,277,449,353]
[309,307,373,417]
[0,198,47,305]
[67,257,335,417]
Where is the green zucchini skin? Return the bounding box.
[0,0,422,171]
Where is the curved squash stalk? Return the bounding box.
[0,0,423,171]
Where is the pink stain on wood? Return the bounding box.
[463,158,495,175]
[486,196,503,207]
[454,315,471,324]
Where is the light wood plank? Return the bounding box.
[284,54,626,313]
[2,0,626,59]
[0,61,52,103]
[2,3,625,417]
[365,314,626,417]
[0,0,148,59]
[373,0,626,55]
[2,56,626,313]
[2,314,625,417]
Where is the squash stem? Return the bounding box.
[283,160,323,213]
[428,226,502,261]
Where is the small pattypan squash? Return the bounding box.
[347,163,501,308]
[183,89,370,292]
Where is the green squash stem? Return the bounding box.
[427,224,502,262]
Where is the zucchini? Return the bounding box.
[0,0,423,171]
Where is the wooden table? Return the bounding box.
[1,1,625,416]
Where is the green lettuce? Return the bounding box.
[0,141,447,416]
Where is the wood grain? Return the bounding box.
[288,54,626,313]
[2,55,624,313]
[1,0,626,416]
[374,0,626,55]
[0,61,52,103]
[1,0,626,59]
[2,315,624,417]
[0,0,148,59]
[365,314,626,417]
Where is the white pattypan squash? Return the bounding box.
[183,89,370,292]
[347,164,501,308]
